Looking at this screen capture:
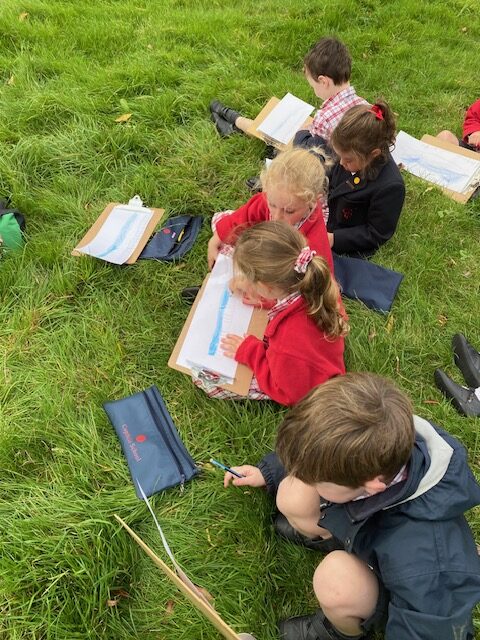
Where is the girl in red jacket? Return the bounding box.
[195,221,348,406]
[206,147,333,302]
[437,99,480,152]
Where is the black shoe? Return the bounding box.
[434,369,480,417]
[452,334,480,388]
[245,176,261,193]
[211,112,239,137]
[279,609,365,640]
[274,514,344,553]
[181,286,200,305]
[210,100,240,125]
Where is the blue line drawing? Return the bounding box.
[208,287,231,355]
[96,212,137,259]
[401,154,468,189]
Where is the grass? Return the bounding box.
[0,0,479,638]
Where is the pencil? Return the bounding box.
[209,458,245,478]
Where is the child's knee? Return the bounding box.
[276,475,319,519]
[313,551,378,615]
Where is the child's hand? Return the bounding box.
[223,465,266,488]
[207,233,223,270]
[468,131,480,147]
[221,334,245,358]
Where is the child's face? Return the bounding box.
[304,68,330,101]
[333,146,365,173]
[314,481,367,503]
[265,185,312,226]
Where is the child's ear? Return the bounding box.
[370,148,382,160]
[363,476,387,495]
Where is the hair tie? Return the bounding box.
[369,104,384,121]
[294,246,316,274]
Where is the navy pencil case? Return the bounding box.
[104,385,198,498]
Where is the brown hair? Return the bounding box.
[304,37,352,86]
[330,100,397,174]
[233,221,348,339]
[276,373,415,487]
[260,146,331,209]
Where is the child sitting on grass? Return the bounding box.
[183,146,334,307]
[210,36,367,142]
[193,222,347,406]
[327,100,405,257]
[437,98,480,152]
[224,373,480,640]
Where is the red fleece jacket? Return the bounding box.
[215,192,334,272]
[462,99,480,142]
[235,297,345,406]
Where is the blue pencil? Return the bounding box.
[209,458,245,478]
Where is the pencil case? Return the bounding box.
[104,385,199,498]
[139,214,202,261]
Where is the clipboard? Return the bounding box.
[247,96,314,150]
[114,515,256,640]
[168,276,268,396]
[72,202,164,264]
[419,135,480,204]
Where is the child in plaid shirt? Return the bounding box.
[210,37,367,144]
[194,221,347,406]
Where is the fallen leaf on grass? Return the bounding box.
[461,26,468,33]
[106,599,118,607]
[385,315,394,333]
[368,328,377,341]
[424,399,440,405]
[463,271,471,278]
[438,315,448,326]
[19,11,29,21]
[6,75,15,86]
[165,599,175,616]
[115,113,132,123]
[195,585,214,603]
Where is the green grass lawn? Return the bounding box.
[0,0,479,638]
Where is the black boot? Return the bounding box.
[210,99,240,125]
[211,112,239,137]
[279,609,366,640]
[452,333,480,388]
[181,286,201,305]
[245,176,261,193]
[274,514,344,553]
[434,369,480,417]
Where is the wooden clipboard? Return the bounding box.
[72,202,165,264]
[168,276,268,396]
[114,516,256,640]
[247,96,314,150]
[419,135,480,204]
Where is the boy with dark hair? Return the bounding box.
[224,373,480,640]
[210,37,367,142]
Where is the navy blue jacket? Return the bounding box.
[293,130,406,258]
[327,155,405,258]
[258,417,480,640]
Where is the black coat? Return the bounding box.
[327,155,405,258]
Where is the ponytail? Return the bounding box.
[298,256,348,339]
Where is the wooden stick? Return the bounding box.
[114,515,247,640]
